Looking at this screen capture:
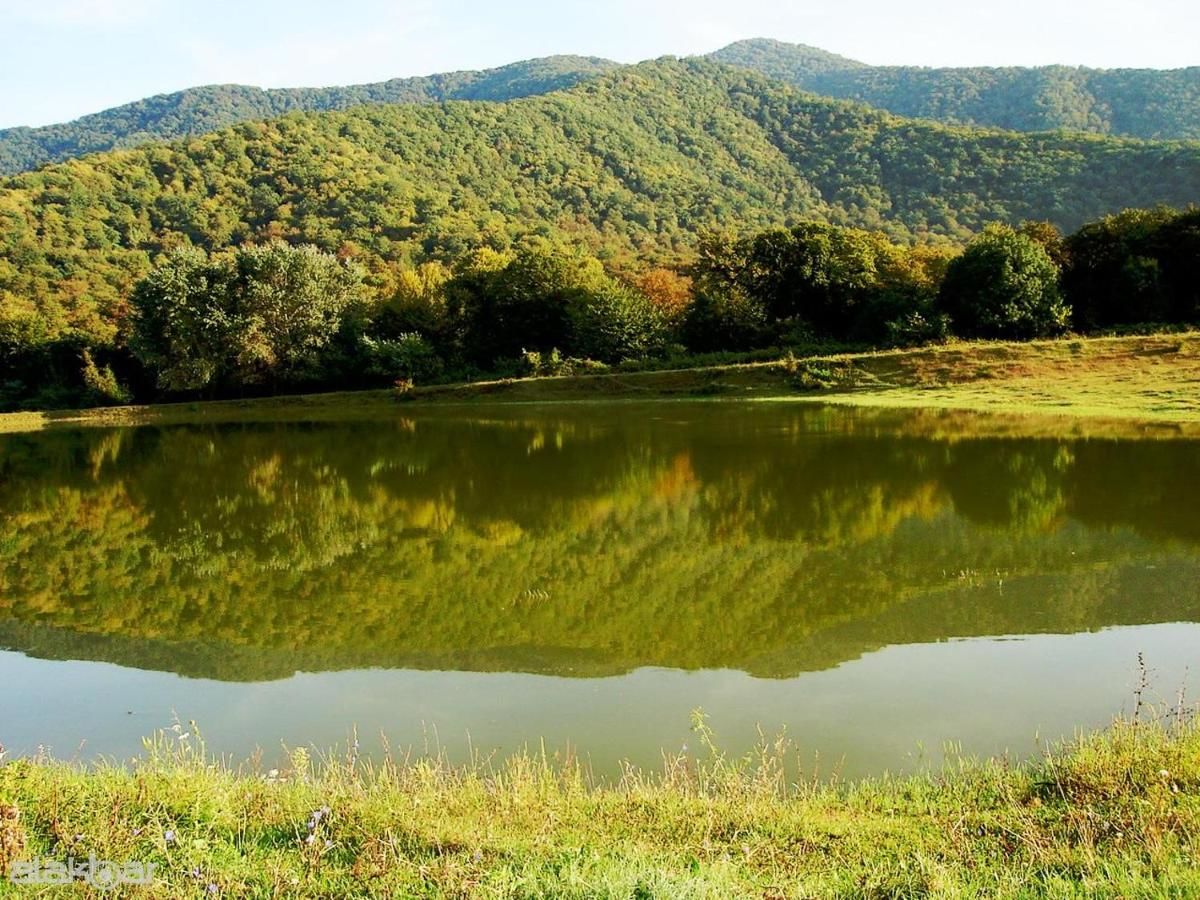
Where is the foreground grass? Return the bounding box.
[2,332,1199,436]
[0,717,1197,897]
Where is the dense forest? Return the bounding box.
[3,40,1199,175]
[713,39,1200,140]
[1,59,1199,410]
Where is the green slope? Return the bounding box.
[5,38,1200,177]
[3,58,1199,353]
[0,55,618,175]
[713,38,1200,140]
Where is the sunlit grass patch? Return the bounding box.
[0,710,1197,897]
[3,332,1200,438]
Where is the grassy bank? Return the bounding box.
[0,716,1197,897]
[2,332,1199,435]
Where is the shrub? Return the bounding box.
[362,333,444,384]
[80,350,131,406]
[885,310,952,347]
[517,349,609,377]
[682,288,769,353]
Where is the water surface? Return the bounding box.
[1,403,1197,777]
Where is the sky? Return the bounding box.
[1,0,1197,129]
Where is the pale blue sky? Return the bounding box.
[2,0,1197,129]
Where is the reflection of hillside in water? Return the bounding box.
[0,404,1198,681]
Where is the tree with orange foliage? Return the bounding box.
[630,268,693,330]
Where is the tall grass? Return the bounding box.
[0,705,1197,897]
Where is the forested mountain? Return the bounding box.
[3,58,1199,360]
[713,38,1200,140]
[0,55,617,175]
[4,38,1199,176]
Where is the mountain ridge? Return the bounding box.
[2,40,1199,175]
[0,55,620,175]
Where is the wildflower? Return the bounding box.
[207,884,220,895]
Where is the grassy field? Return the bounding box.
[2,333,1199,436]
[0,715,1196,897]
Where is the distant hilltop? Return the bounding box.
[712,38,1200,140]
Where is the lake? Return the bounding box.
[1,402,1197,778]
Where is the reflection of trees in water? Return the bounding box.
[942,443,1073,532]
[1,409,1199,680]
[1064,441,1200,543]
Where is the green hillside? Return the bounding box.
[713,38,1200,139]
[0,55,617,175]
[3,57,1199,360]
[4,39,1199,177]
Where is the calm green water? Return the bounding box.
[1,402,1198,777]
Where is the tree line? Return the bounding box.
[3,205,1195,410]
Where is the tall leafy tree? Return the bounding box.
[446,244,603,366]
[938,225,1069,339]
[130,247,236,391]
[131,243,364,391]
[228,243,366,384]
[571,278,667,362]
[746,224,881,338]
[1064,207,1200,329]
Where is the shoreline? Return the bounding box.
[0,717,1195,896]
[2,332,1199,436]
